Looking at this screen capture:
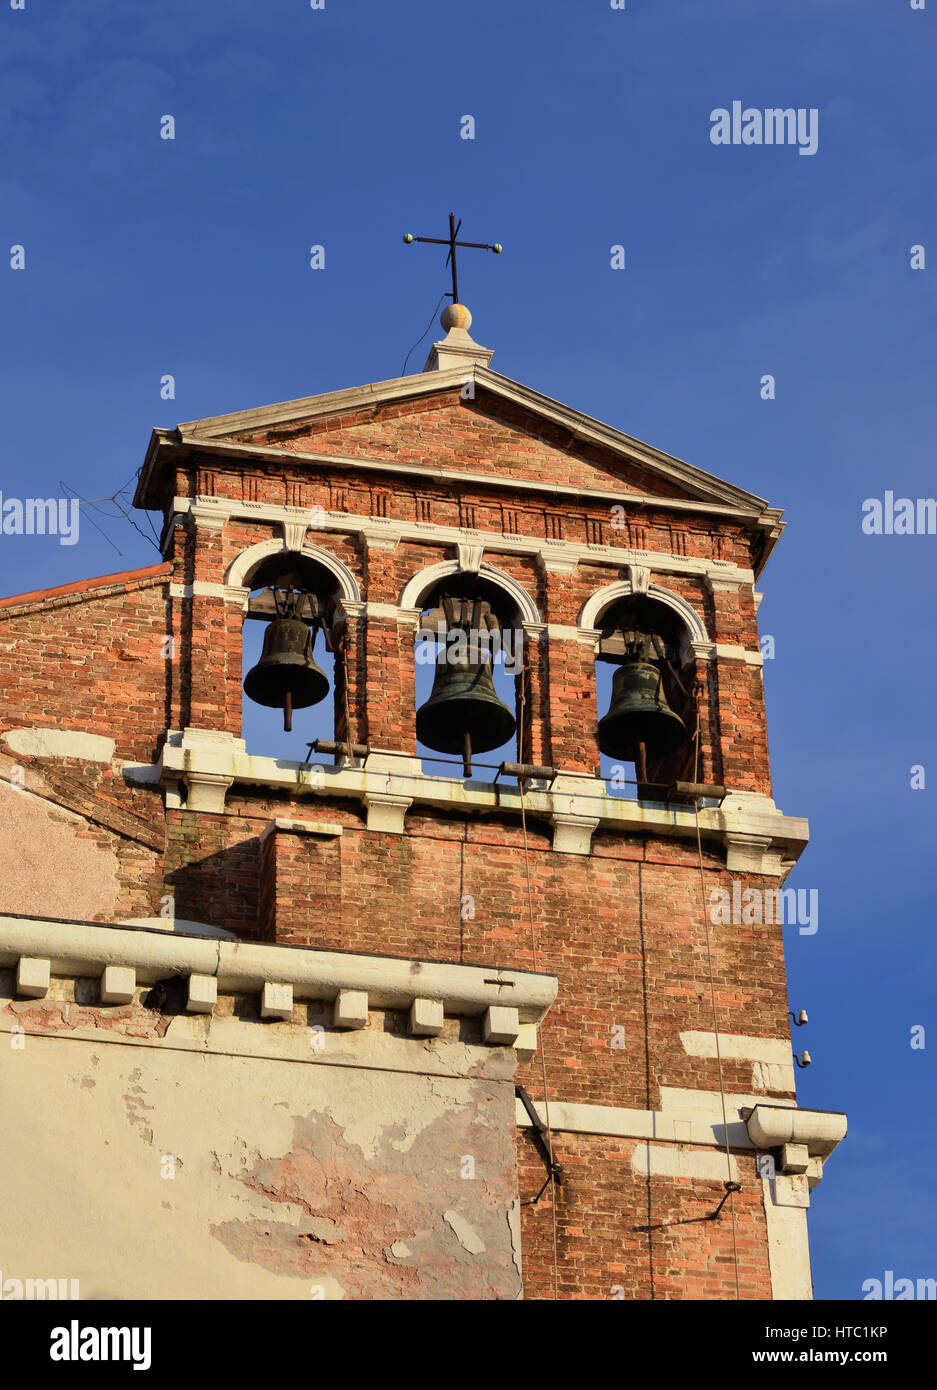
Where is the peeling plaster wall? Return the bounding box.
[0,975,522,1300]
[0,781,122,921]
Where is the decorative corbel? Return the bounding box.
[281,519,309,552]
[457,542,484,573]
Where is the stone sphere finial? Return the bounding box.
[440,302,472,333]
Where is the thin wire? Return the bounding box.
[517,651,560,1301]
[57,481,123,554]
[690,675,742,1299]
[109,494,164,552]
[115,476,162,546]
[58,473,163,556]
[401,292,449,376]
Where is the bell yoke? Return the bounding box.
[416,595,516,776]
[243,586,329,732]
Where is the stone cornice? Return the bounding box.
[745,1104,847,1159]
[0,913,556,1024]
[165,494,756,588]
[141,731,809,871]
[515,1095,844,1192]
[149,439,777,532]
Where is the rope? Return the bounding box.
[690,675,742,1300]
[517,646,560,1301]
[340,622,353,755]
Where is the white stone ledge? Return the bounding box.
[0,915,556,1024]
[514,1093,845,1182]
[713,643,764,666]
[2,728,116,764]
[680,1031,793,1065]
[746,1104,847,1159]
[632,1142,739,1184]
[258,817,344,843]
[515,1094,753,1149]
[152,734,809,870]
[168,581,228,600]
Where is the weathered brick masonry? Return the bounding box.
[0,352,836,1299]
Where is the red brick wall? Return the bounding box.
[517,1139,773,1300]
[0,580,172,764]
[248,811,792,1108]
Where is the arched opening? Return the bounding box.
[240,551,341,761]
[593,593,698,802]
[412,569,526,782]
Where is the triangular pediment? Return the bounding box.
[155,365,769,514]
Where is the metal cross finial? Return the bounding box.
[403,212,502,305]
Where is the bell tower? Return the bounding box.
[123,292,846,1299]
[0,280,846,1300]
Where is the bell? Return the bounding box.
[598,655,687,763]
[244,617,329,731]
[417,653,516,776]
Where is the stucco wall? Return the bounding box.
[0,973,523,1300]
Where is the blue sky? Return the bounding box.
[2,0,935,1299]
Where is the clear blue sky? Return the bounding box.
[2,0,934,1300]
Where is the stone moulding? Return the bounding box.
[0,914,556,1026]
[144,730,809,871]
[745,1103,847,1158]
[170,492,756,588]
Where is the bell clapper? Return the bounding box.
[284,689,292,733]
[462,729,473,778]
[636,740,648,786]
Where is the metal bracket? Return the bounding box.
[516,1084,563,1204]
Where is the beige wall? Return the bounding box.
[0,973,523,1300]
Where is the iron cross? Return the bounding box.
[403,212,502,305]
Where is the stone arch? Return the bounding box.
[398,559,541,626]
[579,578,710,654]
[584,576,708,793]
[231,538,359,754]
[225,538,361,605]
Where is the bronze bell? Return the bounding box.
[244,616,329,732]
[598,655,687,764]
[417,653,516,776]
